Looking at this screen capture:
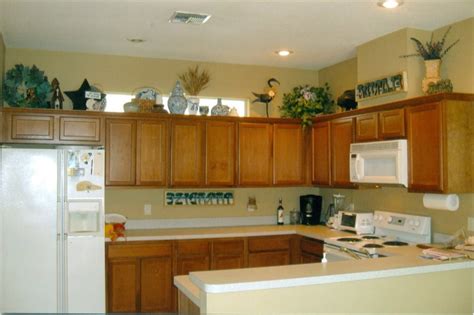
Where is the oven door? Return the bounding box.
[324,244,366,262]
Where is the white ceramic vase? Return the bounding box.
[187,96,200,115]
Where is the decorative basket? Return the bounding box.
[136,99,155,112]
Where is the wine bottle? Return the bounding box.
[277,198,284,225]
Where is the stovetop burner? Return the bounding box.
[362,236,380,240]
[363,243,384,248]
[383,241,409,246]
[337,237,362,243]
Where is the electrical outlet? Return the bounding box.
[144,204,152,215]
[468,217,474,232]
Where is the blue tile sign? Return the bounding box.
[165,191,234,206]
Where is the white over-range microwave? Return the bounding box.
[349,139,408,187]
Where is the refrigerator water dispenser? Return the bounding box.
[68,201,101,234]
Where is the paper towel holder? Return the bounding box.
[423,193,459,211]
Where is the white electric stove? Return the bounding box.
[324,211,431,261]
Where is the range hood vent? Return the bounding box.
[169,11,211,25]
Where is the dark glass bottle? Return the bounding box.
[277,198,284,225]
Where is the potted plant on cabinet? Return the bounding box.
[402,26,459,93]
[280,83,335,127]
[178,65,211,115]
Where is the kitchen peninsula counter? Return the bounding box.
[154,225,474,314]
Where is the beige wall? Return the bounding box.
[316,17,474,235]
[434,17,474,93]
[356,28,430,107]
[0,33,5,102]
[4,48,318,117]
[105,187,318,219]
[318,57,357,105]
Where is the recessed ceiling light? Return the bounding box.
[377,0,403,9]
[127,38,146,44]
[276,50,293,57]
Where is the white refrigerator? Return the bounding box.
[0,146,106,313]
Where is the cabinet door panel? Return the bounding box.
[312,121,331,185]
[273,124,305,185]
[106,119,136,186]
[107,259,139,313]
[137,120,168,186]
[211,239,245,270]
[248,251,290,268]
[238,122,272,186]
[60,116,102,142]
[379,108,405,139]
[331,118,354,187]
[177,256,210,275]
[301,252,322,263]
[171,120,204,186]
[206,121,236,186]
[355,113,378,142]
[140,257,173,312]
[10,114,54,140]
[406,103,443,192]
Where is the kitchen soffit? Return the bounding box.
[0,0,473,70]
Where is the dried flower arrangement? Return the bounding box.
[178,65,211,95]
[401,26,459,60]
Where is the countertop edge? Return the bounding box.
[174,275,201,306]
[190,260,474,294]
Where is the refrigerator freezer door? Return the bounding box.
[1,148,59,312]
[67,236,105,312]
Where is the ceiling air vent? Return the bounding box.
[169,11,211,25]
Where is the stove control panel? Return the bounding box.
[373,211,431,235]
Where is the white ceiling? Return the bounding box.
[1,0,473,70]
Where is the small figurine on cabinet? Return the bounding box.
[50,78,64,110]
[251,78,280,117]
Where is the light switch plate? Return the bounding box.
[144,204,152,215]
[468,217,474,232]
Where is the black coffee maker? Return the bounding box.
[300,195,323,225]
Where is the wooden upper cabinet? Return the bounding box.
[312,121,331,186]
[205,121,236,186]
[9,114,55,141]
[59,116,102,143]
[106,119,136,186]
[331,117,355,188]
[379,108,405,139]
[238,122,273,186]
[136,120,168,186]
[355,112,378,142]
[170,120,204,187]
[273,123,305,185]
[406,103,444,192]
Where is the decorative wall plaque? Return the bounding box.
[165,191,234,206]
[355,71,407,101]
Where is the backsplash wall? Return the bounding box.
[105,187,319,221]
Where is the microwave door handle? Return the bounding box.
[355,155,363,180]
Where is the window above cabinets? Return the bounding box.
[104,92,248,117]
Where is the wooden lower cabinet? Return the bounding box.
[107,258,140,313]
[107,242,173,313]
[247,235,291,268]
[176,239,211,275]
[140,257,173,312]
[211,238,246,270]
[300,237,323,263]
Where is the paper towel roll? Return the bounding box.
[423,194,459,211]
